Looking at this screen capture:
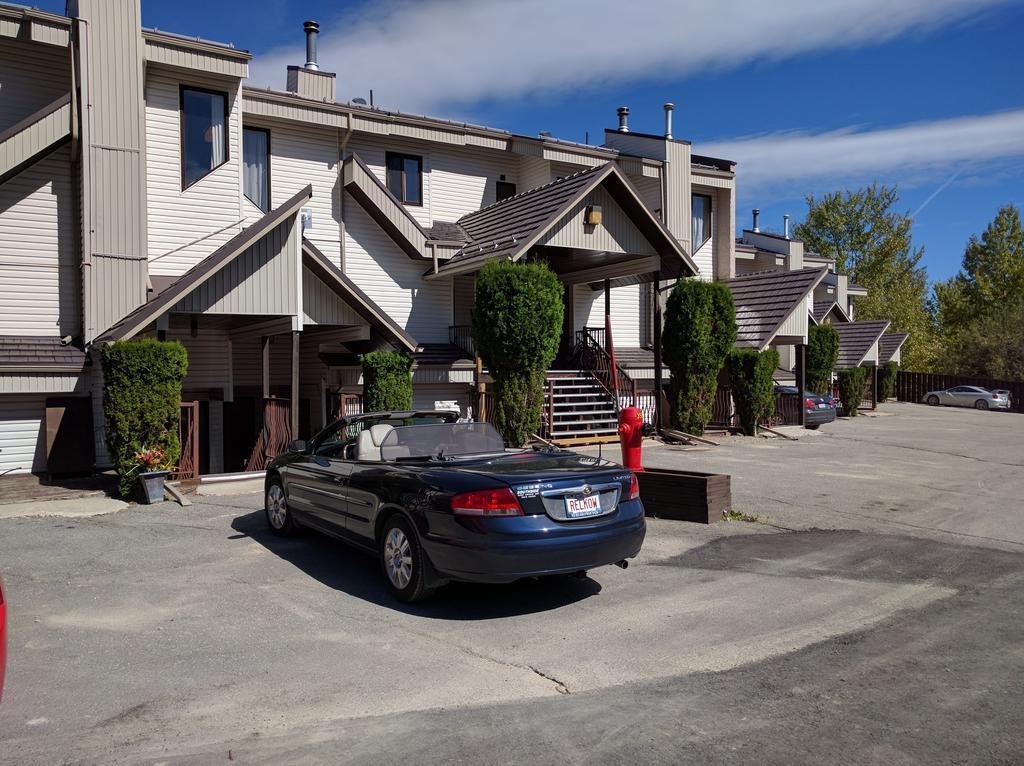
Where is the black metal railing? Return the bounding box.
[449,325,476,357]
[573,328,636,408]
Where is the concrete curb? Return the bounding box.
[0,496,130,519]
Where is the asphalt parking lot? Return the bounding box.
[0,402,1022,764]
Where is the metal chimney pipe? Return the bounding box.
[752,208,760,232]
[617,106,630,133]
[783,214,790,239]
[303,20,320,70]
[663,102,674,139]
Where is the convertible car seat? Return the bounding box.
[356,423,395,461]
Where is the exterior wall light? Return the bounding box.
[584,205,602,226]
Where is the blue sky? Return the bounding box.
[43,0,1024,283]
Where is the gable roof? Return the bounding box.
[811,299,850,324]
[426,162,697,280]
[833,320,892,368]
[94,185,312,342]
[878,332,910,364]
[727,267,827,350]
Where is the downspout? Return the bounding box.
[72,16,94,344]
[337,117,354,271]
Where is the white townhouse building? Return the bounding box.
[0,1,798,476]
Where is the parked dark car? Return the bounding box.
[775,386,837,429]
[0,577,6,702]
[265,411,645,602]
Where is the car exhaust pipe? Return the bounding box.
[614,559,629,569]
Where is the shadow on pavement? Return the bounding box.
[230,510,602,620]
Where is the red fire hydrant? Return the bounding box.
[618,406,645,472]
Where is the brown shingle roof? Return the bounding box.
[833,320,891,368]
[0,336,88,371]
[878,332,909,364]
[726,267,827,350]
[812,299,849,323]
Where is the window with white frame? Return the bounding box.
[243,127,270,212]
[692,193,712,250]
[180,86,228,189]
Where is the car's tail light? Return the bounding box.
[805,398,816,409]
[628,473,640,501]
[992,393,999,399]
[451,487,523,516]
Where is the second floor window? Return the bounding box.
[386,152,422,205]
[243,127,270,212]
[496,181,517,201]
[692,194,712,249]
[181,86,228,189]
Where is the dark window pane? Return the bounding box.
[242,128,269,211]
[182,88,226,187]
[386,154,403,199]
[403,157,421,203]
[496,181,517,201]
[692,194,712,248]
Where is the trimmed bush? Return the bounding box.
[806,324,840,395]
[662,280,737,435]
[836,366,868,416]
[361,350,414,412]
[472,260,563,446]
[98,339,188,499]
[728,347,780,436]
[877,361,898,402]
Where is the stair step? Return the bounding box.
[551,409,616,418]
[551,404,616,413]
[550,427,619,438]
[550,417,618,427]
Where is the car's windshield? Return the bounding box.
[379,422,506,461]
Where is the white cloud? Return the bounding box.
[698,109,1024,192]
[249,0,1007,113]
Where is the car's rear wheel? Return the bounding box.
[265,478,297,536]
[380,515,435,603]
[805,424,820,430]
[926,395,939,406]
[975,399,989,410]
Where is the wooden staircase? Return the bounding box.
[543,371,620,445]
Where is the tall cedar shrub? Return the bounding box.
[98,339,188,498]
[836,367,868,416]
[472,260,563,446]
[662,280,737,434]
[361,351,413,412]
[877,360,899,401]
[728,347,780,436]
[806,324,841,395]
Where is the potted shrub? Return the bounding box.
[133,445,174,504]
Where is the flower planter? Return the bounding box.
[636,468,731,524]
[138,470,169,504]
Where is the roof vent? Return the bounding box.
[538,130,552,139]
[783,214,790,239]
[663,102,674,139]
[617,106,630,133]
[752,208,760,233]
[303,20,320,70]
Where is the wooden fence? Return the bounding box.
[896,371,1023,413]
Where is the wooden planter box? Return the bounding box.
[636,468,731,524]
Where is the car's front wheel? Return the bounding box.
[380,515,435,603]
[265,477,297,536]
[926,395,939,406]
[975,399,989,411]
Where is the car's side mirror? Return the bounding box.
[289,439,307,453]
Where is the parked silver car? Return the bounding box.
[923,385,1011,410]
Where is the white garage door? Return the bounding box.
[0,395,46,475]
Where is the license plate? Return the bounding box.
[817,403,827,409]
[565,494,602,518]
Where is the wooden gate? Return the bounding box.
[244,397,292,472]
[172,401,200,480]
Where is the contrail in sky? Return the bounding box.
[913,169,962,218]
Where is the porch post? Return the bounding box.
[291,330,300,438]
[603,278,618,400]
[871,365,878,410]
[261,336,270,399]
[653,272,663,431]
[795,343,807,427]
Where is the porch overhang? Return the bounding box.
[423,162,696,282]
[878,332,909,365]
[727,267,827,350]
[833,320,892,368]
[810,299,850,325]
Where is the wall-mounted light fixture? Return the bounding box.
[584,205,602,226]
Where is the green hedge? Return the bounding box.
[472,260,563,446]
[836,367,868,416]
[877,361,898,402]
[663,279,736,435]
[728,347,780,435]
[361,351,414,412]
[98,339,188,498]
[807,324,840,395]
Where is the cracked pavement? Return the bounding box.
[0,403,1022,764]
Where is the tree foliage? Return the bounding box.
[934,205,1024,380]
[662,280,737,434]
[728,347,780,436]
[361,351,414,412]
[98,339,188,499]
[835,367,868,417]
[793,184,937,370]
[877,361,899,402]
[806,324,841,395]
[472,260,563,446]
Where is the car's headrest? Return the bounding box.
[369,423,394,446]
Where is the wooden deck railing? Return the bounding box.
[449,325,476,357]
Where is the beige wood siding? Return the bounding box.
[146,69,243,276]
[302,267,363,326]
[346,136,432,229]
[0,394,46,473]
[0,38,70,133]
[343,200,452,342]
[518,156,550,191]
[144,36,249,79]
[343,153,426,259]
[0,96,71,180]
[0,373,87,395]
[0,147,79,336]
[430,145,519,224]
[693,235,714,281]
[538,186,656,256]
[243,93,347,129]
[452,275,475,325]
[172,216,300,316]
[774,304,809,344]
[574,284,642,347]
[631,175,662,216]
[165,328,232,396]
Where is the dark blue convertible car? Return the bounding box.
[265,411,645,602]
